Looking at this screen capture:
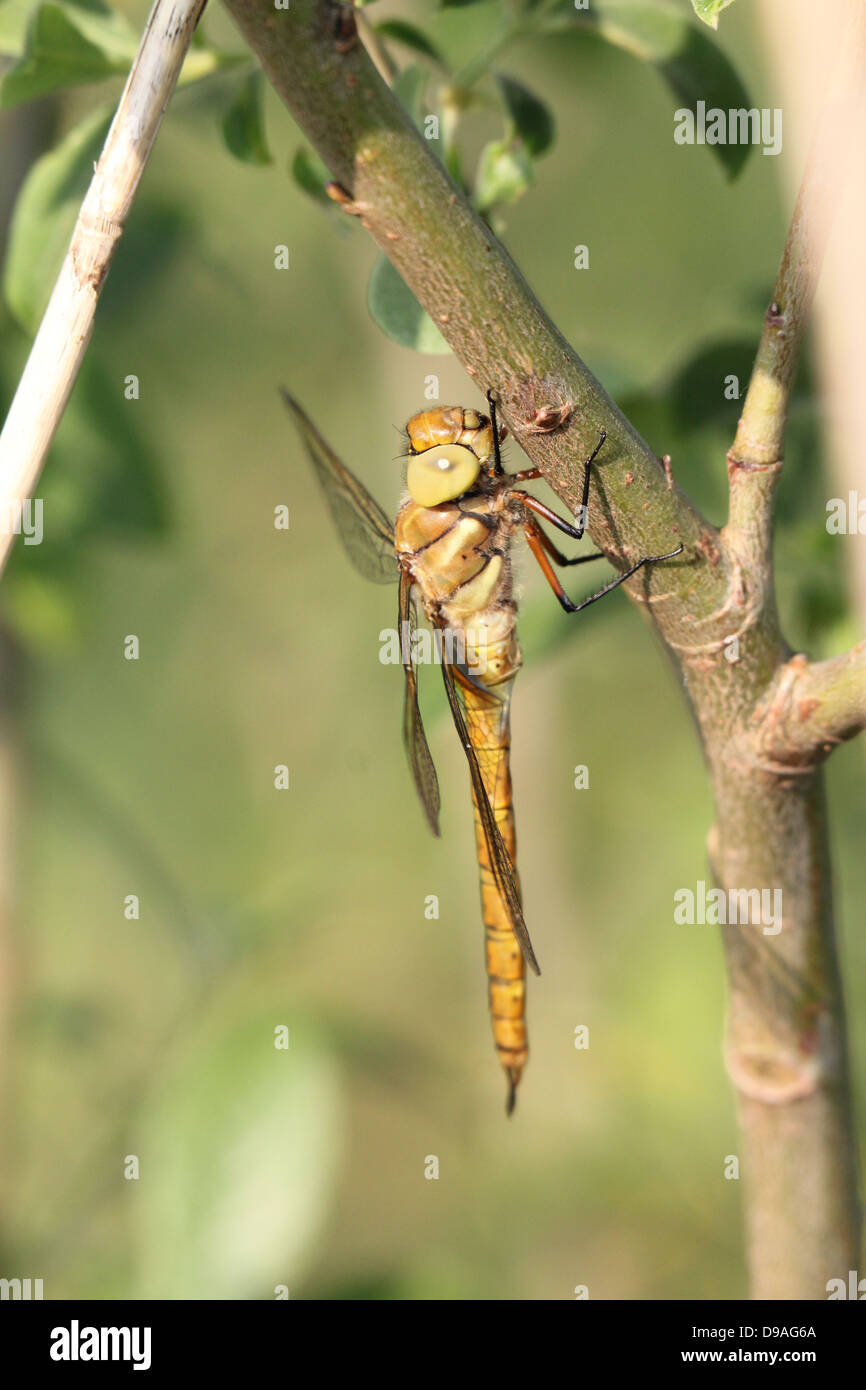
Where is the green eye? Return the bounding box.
[407,444,481,506]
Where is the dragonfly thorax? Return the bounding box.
[395,489,522,688]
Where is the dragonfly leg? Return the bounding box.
[509,431,605,535]
[524,517,683,614]
[508,430,605,541]
[485,389,509,474]
[526,514,606,569]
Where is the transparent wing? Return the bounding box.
[399,565,441,836]
[281,389,396,584]
[440,657,541,976]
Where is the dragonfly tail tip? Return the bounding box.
[505,1070,520,1117]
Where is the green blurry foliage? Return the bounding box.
[135,1002,342,1298]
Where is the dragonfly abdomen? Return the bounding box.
[459,672,528,1113]
[396,490,530,1111]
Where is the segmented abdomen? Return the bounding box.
[458,667,527,1105]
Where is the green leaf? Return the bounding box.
[177,45,247,88]
[47,351,169,539]
[376,19,444,66]
[221,69,272,165]
[367,254,450,354]
[291,146,332,206]
[474,137,533,212]
[1,345,169,585]
[3,103,112,333]
[134,1006,343,1298]
[558,0,753,178]
[495,73,554,156]
[1,0,137,108]
[690,0,736,29]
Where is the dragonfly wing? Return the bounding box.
[281,388,397,584]
[399,565,441,836]
[440,656,541,976]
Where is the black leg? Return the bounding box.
[524,516,683,613]
[486,388,505,475]
[573,431,606,538]
[556,546,684,614]
[530,515,606,568]
[512,434,607,539]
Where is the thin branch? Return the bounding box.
[755,643,866,768]
[0,0,207,575]
[726,1,866,564]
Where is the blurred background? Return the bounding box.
[0,0,863,1299]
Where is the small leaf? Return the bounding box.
[367,254,450,354]
[177,46,247,88]
[376,19,444,66]
[495,74,554,156]
[134,1006,343,1298]
[474,137,533,212]
[557,0,754,178]
[1,0,137,108]
[690,0,736,29]
[291,147,332,206]
[3,103,112,333]
[221,69,272,166]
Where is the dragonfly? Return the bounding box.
[282,389,682,1114]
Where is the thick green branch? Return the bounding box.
[223,0,729,655]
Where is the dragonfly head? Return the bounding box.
[404,406,494,505]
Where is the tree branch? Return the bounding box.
[0,0,206,575]
[726,1,866,566]
[223,0,730,654]
[754,644,866,768]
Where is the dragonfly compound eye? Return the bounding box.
[407,444,481,506]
